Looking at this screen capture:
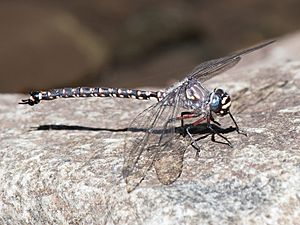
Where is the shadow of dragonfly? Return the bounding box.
[33,123,236,191]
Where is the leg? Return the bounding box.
[228,112,247,136]
[176,111,199,127]
[210,134,233,147]
[191,131,233,151]
[192,116,206,126]
[186,126,202,157]
[179,111,194,127]
[206,117,233,147]
[210,115,221,126]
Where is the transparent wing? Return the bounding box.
[188,40,275,82]
[122,85,188,192]
[153,135,187,185]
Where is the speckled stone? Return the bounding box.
[0,40,300,225]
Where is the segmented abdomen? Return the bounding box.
[22,87,166,105]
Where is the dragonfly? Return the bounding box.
[21,40,274,192]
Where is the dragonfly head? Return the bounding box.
[209,88,231,116]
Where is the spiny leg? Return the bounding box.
[210,115,221,126]
[206,117,232,147]
[210,134,233,147]
[183,114,210,156]
[186,126,203,157]
[228,111,247,136]
[189,133,227,157]
[169,111,201,138]
[188,113,234,148]
[193,125,237,148]
[178,111,196,127]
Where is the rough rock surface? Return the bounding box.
[0,42,300,224]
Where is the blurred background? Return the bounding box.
[1,0,300,93]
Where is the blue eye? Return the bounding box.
[210,95,220,111]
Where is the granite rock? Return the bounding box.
[0,41,300,224]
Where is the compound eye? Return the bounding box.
[210,95,221,112]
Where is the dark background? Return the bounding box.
[1,0,299,93]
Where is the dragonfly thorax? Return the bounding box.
[209,88,231,116]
